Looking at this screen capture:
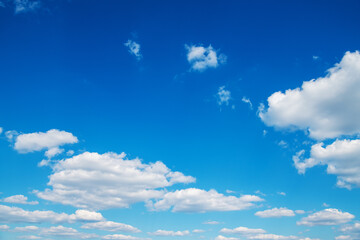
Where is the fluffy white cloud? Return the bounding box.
[217,86,231,106]
[0,204,103,223]
[148,188,264,213]
[14,129,78,153]
[259,51,360,140]
[36,151,195,210]
[124,40,142,61]
[255,207,295,218]
[14,0,40,14]
[293,139,360,189]
[185,44,226,71]
[297,208,354,226]
[2,195,38,205]
[149,229,190,236]
[81,221,140,233]
[40,225,98,239]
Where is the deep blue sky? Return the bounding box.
[1,1,360,240]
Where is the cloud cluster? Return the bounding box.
[297,208,354,226]
[185,44,226,71]
[217,86,232,106]
[0,204,103,223]
[148,188,264,213]
[293,139,360,189]
[36,151,195,210]
[259,51,360,140]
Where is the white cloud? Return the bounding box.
[312,56,319,60]
[0,204,103,223]
[18,236,42,239]
[40,225,98,239]
[36,151,195,210]
[204,221,220,225]
[5,130,18,141]
[81,221,140,233]
[217,86,231,106]
[148,188,264,213]
[215,236,240,240]
[220,226,266,235]
[2,195,38,205]
[185,44,226,71]
[242,97,253,109]
[14,0,40,14]
[339,223,360,240]
[255,207,295,218]
[259,51,360,140]
[297,208,354,226]
[124,40,142,61]
[277,192,286,196]
[335,235,351,240]
[149,230,190,236]
[220,227,301,240]
[45,147,64,159]
[0,127,3,134]
[102,234,142,240]
[14,129,78,153]
[293,139,360,189]
[0,224,9,230]
[13,226,39,232]
[193,229,205,233]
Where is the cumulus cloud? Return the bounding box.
[81,221,140,233]
[124,40,142,61]
[217,86,231,106]
[13,129,78,154]
[259,51,360,140]
[255,207,296,218]
[36,151,195,210]
[2,195,38,205]
[0,204,103,223]
[149,230,190,236]
[297,208,354,226]
[293,139,360,189]
[185,44,226,71]
[148,188,264,213]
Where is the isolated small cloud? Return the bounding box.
[204,221,220,225]
[297,208,354,226]
[149,229,190,236]
[217,86,231,106]
[2,195,38,205]
[185,44,226,71]
[255,207,295,218]
[124,40,142,61]
[13,129,78,154]
[242,97,253,109]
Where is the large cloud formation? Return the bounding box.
[259,51,360,140]
[36,152,195,210]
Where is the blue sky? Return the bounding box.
[1,0,360,239]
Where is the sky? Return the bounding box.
[1,0,360,239]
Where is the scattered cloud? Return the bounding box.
[220,226,266,235]
[148,188,264,213]
[40,225,98,239]
[102,234,142,240]
[18,236,41,239]
[36,151,195,210]
[0,224,10,230]
[217,86,231,106]
[14,0,40,14]
[215,236,240,240]
[339,223,360,240]
[0,204,103,223]
[81,221,141,233]
[255,207,295,218]
[259,51,360,140]
[297,208,354,226]
[13,226,39,232]
[2,195,38,205]
[124,40,142,61]
[185,44,226,71]
[149,229,190,236]
[219,226,304,240]
[242,97,253,109]
[293,139,360,189]
[13,129,78,154]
